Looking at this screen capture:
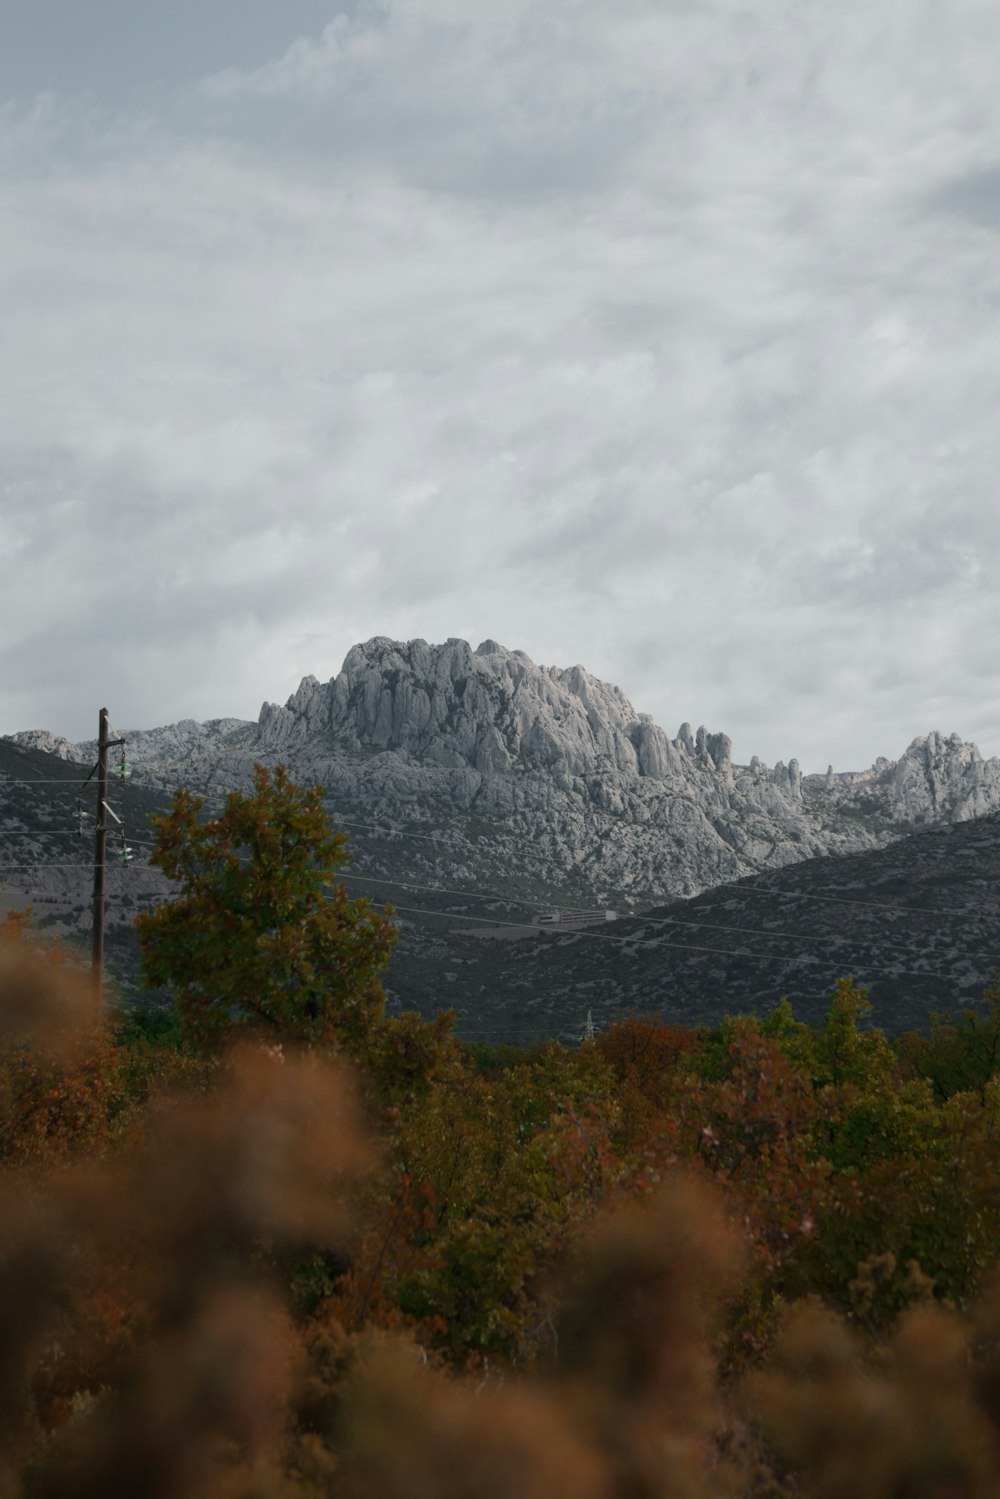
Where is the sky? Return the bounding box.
[3,0,1000,774]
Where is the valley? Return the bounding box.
[4,636,1000,1041]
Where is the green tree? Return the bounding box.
[901,978,1000,1103]
[136,764,396,1052]
[815,976,895,1089]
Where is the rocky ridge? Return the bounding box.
[10,636,1000,911]
[7,636,1000,1039]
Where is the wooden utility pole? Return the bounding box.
[90,708,125,1018]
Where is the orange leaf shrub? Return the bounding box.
[10,904,1000,1496]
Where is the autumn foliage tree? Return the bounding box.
[17,777,1000,1496]
[136,764,397,1054]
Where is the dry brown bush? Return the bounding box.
[9,934,1000,1497]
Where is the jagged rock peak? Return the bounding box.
[254,635,707,783]
[3,729,79,760]
[10,642,1000,908]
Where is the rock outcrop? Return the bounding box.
[9,636,1000,908]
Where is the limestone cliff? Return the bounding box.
[9,637,1000,907]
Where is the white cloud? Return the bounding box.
[3,1,1000,771]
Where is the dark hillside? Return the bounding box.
[372,811,1000,1042]
[4,736,1000,1043]
[0,737,176,981]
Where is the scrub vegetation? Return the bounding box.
[4,767,1000,1496]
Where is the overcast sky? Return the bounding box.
[3,0,1000,773]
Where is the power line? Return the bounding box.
[6,764,992,830]
[9,879,994,1007]
[9,761,1000,896]
[13,876,986,988]
[336,872,1000,964]
[4,767,969,842]
[9,814,1000,925]
[0,777,107,785]
[0,862,168,873]
[6,764,999,883]
[6,841,1000,972]
[6,766,1000,975]
[384,902,994,985]
[115,806,1000,916]
[8,861,986,983]
[6,842,994,942]
[694,883,1000,921]
[103,847,1000,931]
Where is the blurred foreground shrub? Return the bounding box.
[11,933,1000,1496]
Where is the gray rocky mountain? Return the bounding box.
[11,636,1000,913]
[6,636,1000,1039]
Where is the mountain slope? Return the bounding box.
[6,636,1000,1039]
[374,811,1000,1043]
[11,637,1000,913]
[0,736,176,986]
